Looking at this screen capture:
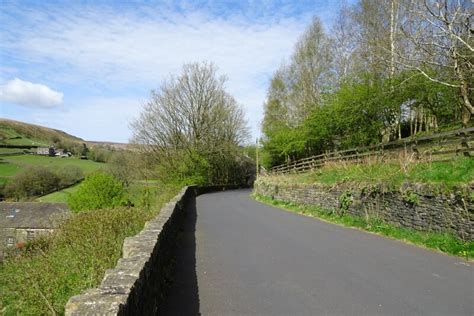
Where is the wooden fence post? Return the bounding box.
[460,131,470,157]
[411,141,420,160]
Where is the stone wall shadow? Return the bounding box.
[156,195,200,315]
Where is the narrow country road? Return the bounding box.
[160,189,473,316]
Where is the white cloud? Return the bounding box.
[0,78,63,108]
[1,4,335,139]
[22,97,143,143]
[1,8,309,138]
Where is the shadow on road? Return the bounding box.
[157,196,200,315]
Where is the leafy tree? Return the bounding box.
[81,143,89,157]
[4,167,60,200]
[131,62,249,185]
[68,173,124,212]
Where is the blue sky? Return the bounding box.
[0,0,353,143]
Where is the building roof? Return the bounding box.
[0,202,70,229]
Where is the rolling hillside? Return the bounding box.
[0,118,84,147]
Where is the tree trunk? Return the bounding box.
[451,42,473,126]
[460,84,473,126]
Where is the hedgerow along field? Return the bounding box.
[0,155,105,187]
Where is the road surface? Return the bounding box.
[160,189,473,315]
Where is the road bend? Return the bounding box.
[159,189,473,316]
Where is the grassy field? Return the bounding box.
[0,148,31,155]
[0,125,48,146]
[36,184,81,203]
[0,155,106,187]
[0,119,83,147]
[270,157,473,189]
[254,195,473,260]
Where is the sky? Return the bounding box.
[0,0,352,143]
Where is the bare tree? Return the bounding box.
[131,62,249,183]
[398,0,473,124]
[331,4,362,82]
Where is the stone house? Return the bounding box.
[0,202,70,260]
[36,146,49,155]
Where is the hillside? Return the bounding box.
[0,118,84,147]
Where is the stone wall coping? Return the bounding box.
[65,184,243,316]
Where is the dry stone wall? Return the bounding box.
[254,178,473,241]
[65,185,241,315]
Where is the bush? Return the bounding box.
[87,147,113,163]
[55,165,84,188]
[3,166,84,201]
[4,166,60,200]
[67,172,124,212]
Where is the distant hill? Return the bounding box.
[87,141,130,150]
[0,118,84,147]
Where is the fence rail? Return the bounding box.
[270,127,474,175]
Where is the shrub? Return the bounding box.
[67,172,124,212]
[4,166,60,200]
[55,165,84,188]
[3,165,85,201]
[87,147,113,163]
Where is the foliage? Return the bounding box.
[254,194,473,259]
[132,62,251,186]
[338,190,353,214]
[55,166,83,188]
[67,172,125,212]
[3,166,59,200]
[3,165,83,201]
[107,150,140,186]
[0,186,178,315]
[261,1,472,168]
[87,146,113,163]
[0,170,178,316]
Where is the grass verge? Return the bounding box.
[0,185,180,315]
[274,157,473,189]
[253,194,473,260]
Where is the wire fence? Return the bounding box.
[269,127,474,175]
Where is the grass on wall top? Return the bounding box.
[267,157,473,189]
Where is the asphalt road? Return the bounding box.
[160,189,473,316]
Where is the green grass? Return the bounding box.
[0,184,180,315]
[276,157,473,189]
[254,194,473,260]
[0,148,31,155]
[36,184,81,203]
[0,160,21,177]
[0,125,48,146]
[0,155,106,186]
